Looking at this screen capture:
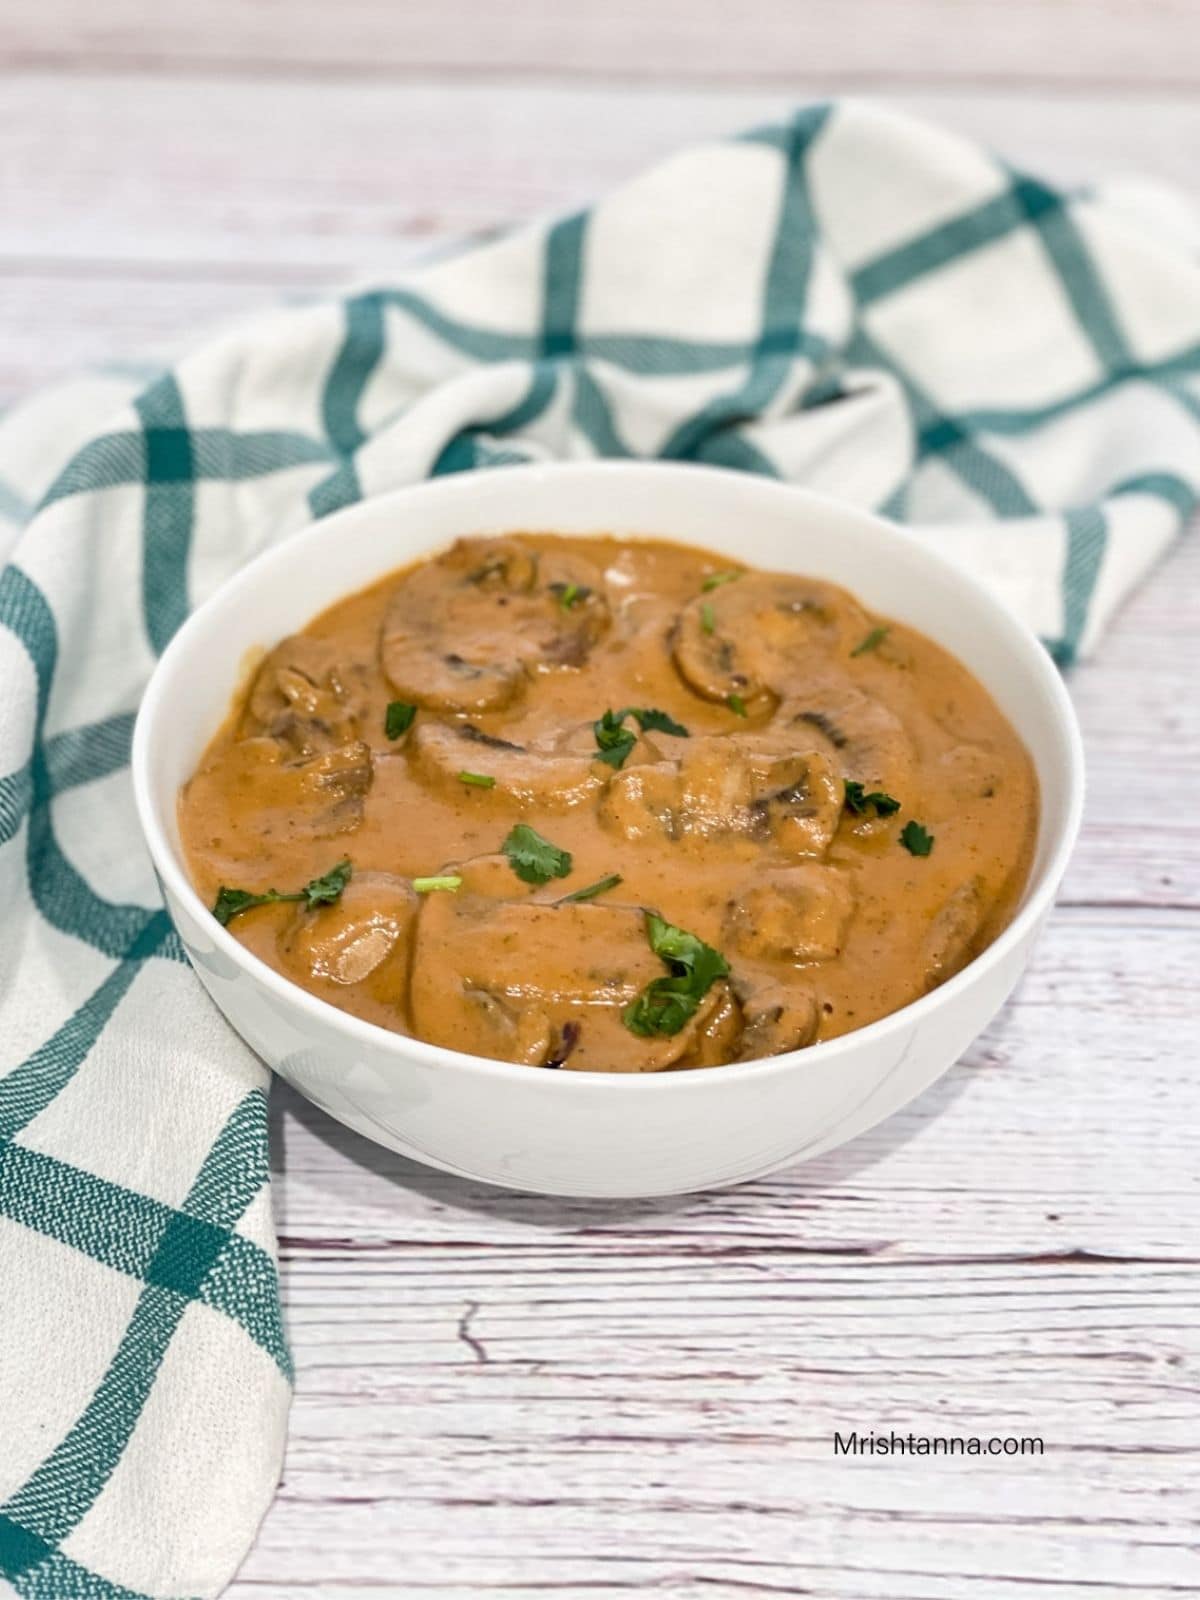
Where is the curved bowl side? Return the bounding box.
[134,463,1084,1197]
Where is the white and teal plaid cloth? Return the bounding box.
[2,100,1199,1597]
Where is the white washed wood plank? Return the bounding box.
[1065,533,1200,911]
[232,1232,1199,1596]
[1,77,1198,280]
[0,273,313,409]
[4,0,1200,91]
[234,1484,1197,1598]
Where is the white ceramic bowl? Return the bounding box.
[133,462,1084,1198]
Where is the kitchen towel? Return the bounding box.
[2,100,1199,1598]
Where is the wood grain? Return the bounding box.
[4,0,1200,91]
[4,76,1200,282]
[1,14,1198,1593]
[1064,534,1200,912]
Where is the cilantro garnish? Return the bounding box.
[212,858,352,927]
[384,701,417,739]
[594,708,638,769]
[850,626,890,658]
[623,913,730,1038]
[632,707,689,737]
[900,820,935,856]
[844,780,901,818]
[502,823,573,886]
[700,602,716,635]
[550,580,590,611]
[459,770,497,789]
[558,872,623,904]
[702,570,741,592]
[593,706,690,769]
[412,875,462,894]
[727,694,747,717]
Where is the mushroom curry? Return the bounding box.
[179,534,1038,1072]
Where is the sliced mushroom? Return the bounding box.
[400,854,556,1063]
[743,743,843,858]
[784,676,917,812]
[242,634,366,756]
[600,732,841,859]
[381,536,611,713]
[682,735,842,857]
[280,872,416,999]
[600,760,682,842]
[922,876,989,991]
[724,864,855,963]
[674,574,871,706]
[228,736,373,841]
[411,885,646,1066]
[673,983,743,1068]
[448,852,520,899]
[458,988,556,1066]
[410,866,738,1071]
[289,740,374,838]
[460,540,540,593]
[409,719,605,811]
[736,982,820,1060]
[676,738,755,836]
[620,979,749,1072]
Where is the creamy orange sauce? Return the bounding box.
[179,534,1038,1072]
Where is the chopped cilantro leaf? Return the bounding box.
[384,701,417,739]
[593,706,690,770]
[212,858,352,927]
[302,859,354,906]
[700,602,716,634]
[550,580,590,611]
[502,823,573,886]
[593,708,638,769]
[900,820,935,856]
[211,888,261,925]
[850,625,890,658]
[844,780,902,818]
[631,707,689,738]
[623,913,730,1038]
[702,570,741,592]
[727,694,747,717]
[558,872,623,904]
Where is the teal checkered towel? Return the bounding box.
[2,101,1199,1597]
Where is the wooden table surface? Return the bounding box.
[3,6,1198,1595]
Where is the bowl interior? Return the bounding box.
[135,462,1082,1026]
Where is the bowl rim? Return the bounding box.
[132,459,1086,1093]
